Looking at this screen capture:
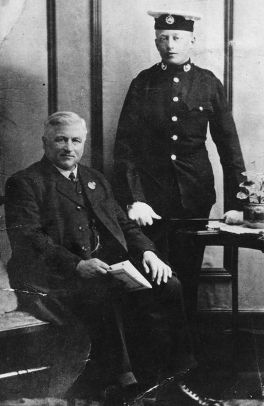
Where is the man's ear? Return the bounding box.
[42,136,47,148]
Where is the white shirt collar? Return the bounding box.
[54,164,78,180]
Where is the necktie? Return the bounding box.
[69,172,75,182]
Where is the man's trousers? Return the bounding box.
[20,273,195,396]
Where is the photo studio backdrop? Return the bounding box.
[0,0,263,312]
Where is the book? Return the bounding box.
[218,222,263,235]
[208,221,264,235]
[109,260,152,291]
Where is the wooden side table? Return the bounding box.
[175,227,264,361]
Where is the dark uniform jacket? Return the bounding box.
[114,61,245,216]
[5,156,155,295]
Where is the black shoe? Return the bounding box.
[178,382,224,406]
[155,379,223,406]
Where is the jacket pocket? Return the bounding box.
[186,100,214,113]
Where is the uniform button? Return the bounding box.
[81,246,87,251]
[173,96,179,102]
[173,77,180,83]
[199,106,204,111]
[77,190,82,195]
[171,116,178,122]
[76,206,81,211]
[171,154,177,161]
[171,135,178,141]
[78,226,83,231]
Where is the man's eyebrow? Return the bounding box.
[158,33,181,38]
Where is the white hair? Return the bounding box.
[44,111,87,138]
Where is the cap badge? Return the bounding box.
[165,15,174,25]
[161,62,167,71]
[88,181,96,190]
[184,63,191,72]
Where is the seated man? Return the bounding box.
[5,111,219,405]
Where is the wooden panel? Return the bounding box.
[90,0,103,171]
[56,0,92,165]
[47,0,57,115]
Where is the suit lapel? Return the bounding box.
[55,174,87,207]
[40,157,86,207]
[78,165,101,208]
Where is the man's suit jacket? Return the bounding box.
[5,156,155,295]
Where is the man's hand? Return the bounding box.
[127,202,161,226]
[142,251,172,285]
[223,210,244,225]
[76,258,109,279]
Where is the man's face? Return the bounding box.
[155,30,195,65]
[42,122,87,170]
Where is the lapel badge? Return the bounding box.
[161,62,167,71]
[165,15,174,25]
[88,181,96,190]
[184,63,191,72]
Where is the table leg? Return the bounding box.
[230,246,239,369]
